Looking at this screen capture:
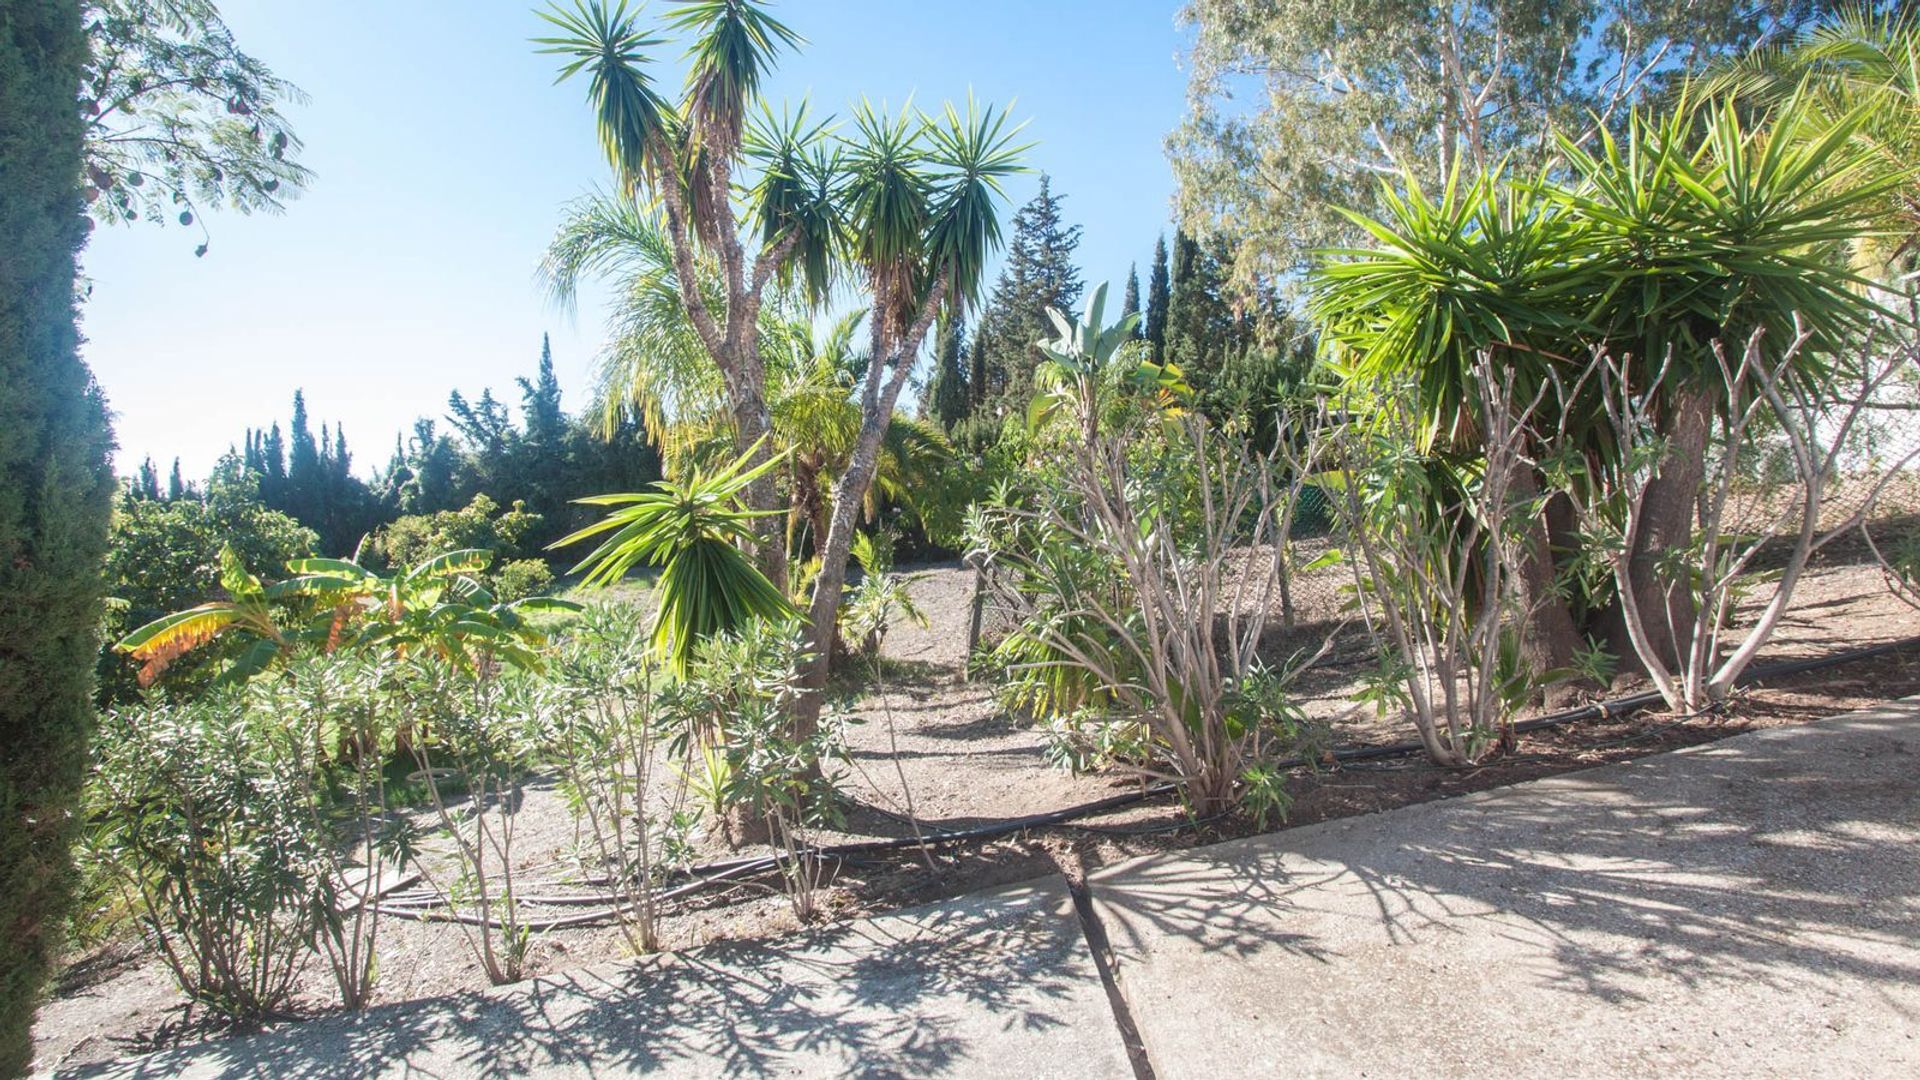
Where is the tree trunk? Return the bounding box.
[793,413,891,741]
[1609,383,1714,674]
[725,365,787,594]
[1511,466,1584,701]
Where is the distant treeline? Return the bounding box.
[123,335,662,558]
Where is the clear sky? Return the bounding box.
[81,0,1194,480]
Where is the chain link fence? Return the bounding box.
[967,369,1920,663]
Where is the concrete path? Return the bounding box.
[61,877,1135,1079]
[60,700,1920,1078]
[1091,699,1920,1078]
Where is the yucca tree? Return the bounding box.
[556,441,796,676]
[1557,93,1897,666]
[1312,90,1897,674]
[541,205,950,570]
[1312,169,1596,679]
[538,0,839,590]
[791,97,1025,736]
[540,3,1022,736]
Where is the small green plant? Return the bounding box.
[251,655,422,1009]
[403,664,541,985]
[536,604,670,954]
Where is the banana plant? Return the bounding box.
[116,545,296,687]
[555,437,799,676]
[280,549,580,673]
[117,546,578,686]
[1029,281,1186,445]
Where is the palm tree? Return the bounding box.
[791,97,1024,735]
[1703,5,1920,268]
[541,206,951,576]
[537,0,840,590]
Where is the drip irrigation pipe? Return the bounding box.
[381,634,1920,931]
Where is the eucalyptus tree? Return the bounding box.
[1172,0,1849,288]
[539,0,837,589]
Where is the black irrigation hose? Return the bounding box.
[389,634,1920,931]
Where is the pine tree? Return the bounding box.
[1121,263,1142,339]
[167,458,186,501]
[1145,234,1171,363]
[0,3,117,1066]
[971,174,1084,429]
[517,333,565,450]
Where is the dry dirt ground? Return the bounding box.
[32,552,1920,1074]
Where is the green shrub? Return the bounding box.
[99,487,316,702]
[82,694,327,1021]
[491,558,556,603]
[0,2,117,1070]
[373,493,540,569]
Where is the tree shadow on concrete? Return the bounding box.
[65,881,1122,1080]
[1091,705,1920,1015]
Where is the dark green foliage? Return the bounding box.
[1119,263,1142,338]
[1144,234,1170,362]
[0,1,116,1070]
[922,314,971,432]
[1154,229,1310,440]
[213,338,665,559]
[966,175,1084,430]
[241,392,382,556]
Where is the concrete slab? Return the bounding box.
[62,875,1133,1080]
[1089,700,1920,1079]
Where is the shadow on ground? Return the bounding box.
[1090,702,1920,1077]
[65,880,1133,1080]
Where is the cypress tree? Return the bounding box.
[0,2,116,1069]
[167,458,186,501]
[1120,263,1142,339]
[924,313,971,431]
[518,333,565,450]
[135,456,160,500]
[1144,234,1170,363]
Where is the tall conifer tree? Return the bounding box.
[970,174,1084,425]
[1145,234,1171,362]
[0,2,116,1066]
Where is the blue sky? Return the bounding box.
[82,0,1194,480]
